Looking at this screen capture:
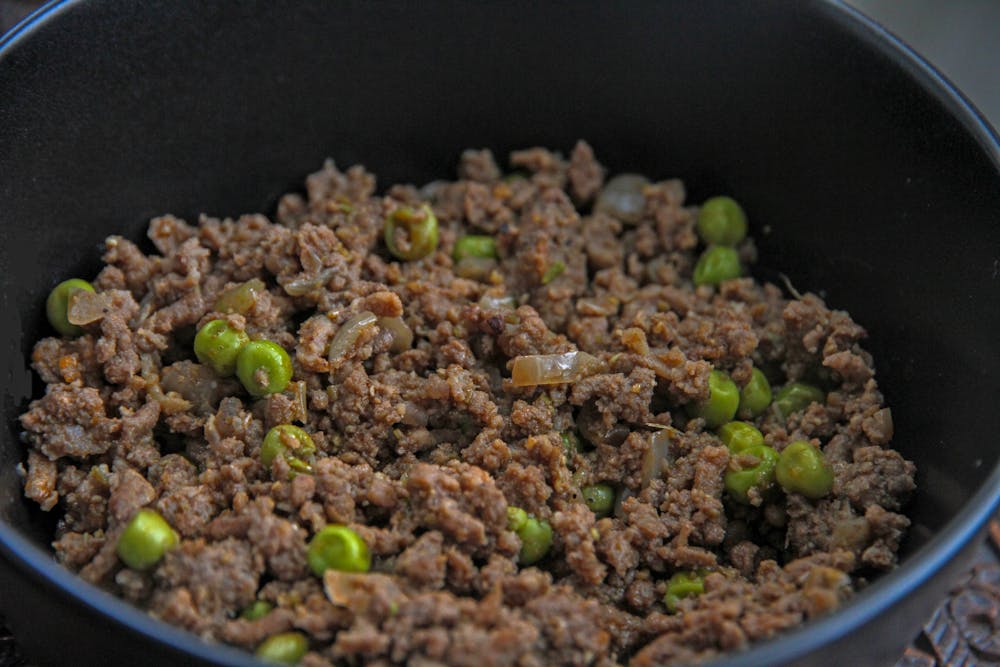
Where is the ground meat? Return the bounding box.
[19,144,915,665]
[20,384,120,460]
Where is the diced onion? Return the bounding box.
[214,278,265,314]
[378,316,414,353]
[576,296,618,317]
[479,294,517,310]
[66,290,111,325]
[594,173,649,224]
[454,256,497,281]
[283,267,339,296]
[641,428,675,488]
[328,311,378,362]
[510,351,604,387]
[613,487,634,519]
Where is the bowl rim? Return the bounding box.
[1,1,999,666]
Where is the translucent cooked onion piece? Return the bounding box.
[510,351,605,387]
[613,487,634,519]
[594,173,650,224]
[641,428,675,488]
[66,290,112,325]
[454,256,497,281]
[328,311,378,362]
[283,267,339,296]
[215,278,265,313]
[378,316,413,353]
[479,294,517,310]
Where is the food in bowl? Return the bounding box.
[17,142,916,665]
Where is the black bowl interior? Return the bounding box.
[1,1,999,666]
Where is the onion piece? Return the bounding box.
[594,173,649,224]
[378,316,413,353]
[454,256,497,281]
[283,266,339,296]
[576,296,619,317]
[328,311,378,362]
[641,428,675,488]
[510,351,605,387]
[66,290,112,325]
[418,179,449,201]
[479,294,517,310]
[214,278,265,314]
[613,487,634,520]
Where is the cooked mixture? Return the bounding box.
[19,143,916,665]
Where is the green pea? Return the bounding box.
[738,367,772,419]
[517,516,553,566]
[46,278,95,337]
[692,245,741,287]
[582,484,615,518]
[717,421,764,453]
[116,508,179,570]
[507,506,528,532]
[255,632,308,664]
[453,235,497,262]
[214,278,266,314]
[261,424,316,475]
[194,319,250,376]
[384,204,439,261]
[663,571,705,613]
[696,196,747,246]
[724,444,779,504]
[236,340,293,398]
[307,525,371,577]
[687,370,740,429]
[776,440,834,499]
[541,260,566,285]
[773,382,826,420]
[241,600,274,621]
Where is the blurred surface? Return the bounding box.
[846,0,1000,129]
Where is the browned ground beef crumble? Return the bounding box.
[19,142,916,665]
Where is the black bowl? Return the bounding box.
[2,1,999,665]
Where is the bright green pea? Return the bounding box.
[307,525,371,576]
[517,517,553,566]
[773,382,826,420]
[384,204,439,261]
[116,508,179,570]
[261,424,316,475]
[776,440,834,499]
[738,367,772,419]
[453,235,497,262]
[236,340,293,398]
[724,444,779,504]
[696,196,747,246]
[717,421,764,453]
[664,571,705,613]
[255,632,308,664]
[688,370,740,429]
[46,278,95,337]
[214,278,265,314]
[507,506,528,532]
[692,245,741,287]
[582,484,615,518]
[194,319,249,376]
[241,600,274,620]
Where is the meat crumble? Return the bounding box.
[19,142,915,665]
